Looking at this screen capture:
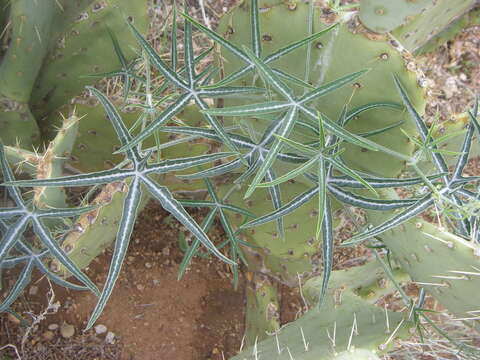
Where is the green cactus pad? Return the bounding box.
[217,0,426,178]
[232,261,411,360]
[416,112,480,173]
[245,272,280,345]
[367,190,480,328]
[391,0,477,53]
[0,101,40,147]
[0,0,59,102]
[49,180,134,275]
[359,0,433,34]
[30,0,148,121]
[219,181,342,285]
[415,7,480,55]
[33,111,79,209]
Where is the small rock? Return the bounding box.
[162,247,170,256]
[29,286,39,296]
[60,323,75,339]
[136,284,145,291]
[105,331,115,344]
[152,279,160,286]
[144,262,152,269]
[444,76,458,99]
[35,343,47,352]
[42,331,55,341]
[95,324,107,335]
[48,323,59,331]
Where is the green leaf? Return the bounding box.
[245,107,298,198]
[241,187,318,229]
[87,178,143,329]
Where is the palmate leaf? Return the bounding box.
[183,12,338,89]
[0,144,100,298]
[113,21,266,155]
[319,196,333,308]
[2,89,238,328]
[0,258,33,312]
[182,1,396,220]
[389,75,480,240]
[85,28,143,103]
[159,120,304,238]
[87,177,142,329]
[393,75,449,176]
[201,45,383,199]
[179,179,255,287]
[0,220,87,311]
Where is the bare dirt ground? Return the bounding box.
[1,1,480,359]
[1,203,245,360]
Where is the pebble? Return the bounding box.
[42,331,55,341]
[136,284,145,291]
[60,323,75,339]
[105,331,116,344]
[48,323,59,331]
[162,247,170,256]
[29,286,39,296]
[95,324,108,335]
[144,262,152,269]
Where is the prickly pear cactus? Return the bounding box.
[232,261,412,360]
[415,6,480,55]
[43,103,219,276]
[359,0,432,33]
[217,0,426,178]
[367,189,480,330]
[359,0,478,53]
[34,112,79,209]
[49,180,133,275]
[417,112,480,172]
[245,272,280,344]
[221,181,340,286]
[30,1,149,121]
[0,0,148,148]
[0,0,58,102]
[214,0,428,287]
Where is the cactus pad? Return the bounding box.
[359,0,433,34]
[232,261,411,359]
[245,272,280,345]
[367,190,480,327]
[217,0,426,178]
[30,0,148,120]
[391,0,477,53]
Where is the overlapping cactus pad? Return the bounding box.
[216,0,426,178]
[358,0,478,53]
[233,261,412,360]
[367,189,480,328]
[30,0,149,120]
